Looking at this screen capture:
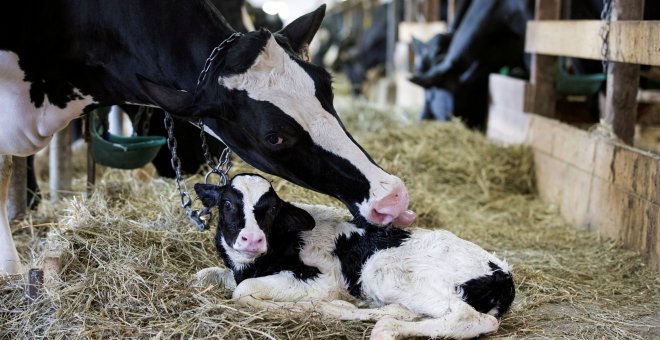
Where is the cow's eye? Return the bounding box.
[269,205,279,216]
[265,134,284,145]
[223,200,232,210]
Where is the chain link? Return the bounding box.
[164,111,210,230]
[198,119,233,186]
[599,0,613,74]
[162,33,242,231]
[195,32,243,91]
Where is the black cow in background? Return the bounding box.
[314,0,406,97]
[410,0,533,131]
[411,0,660,131]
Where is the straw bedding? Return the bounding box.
[2,98,659,339]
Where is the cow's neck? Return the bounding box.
[0,0,234,107]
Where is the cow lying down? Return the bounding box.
[194,174,515,339]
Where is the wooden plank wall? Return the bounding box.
[488,74,660,271]
[528,115,660,271]
[526,21,660,66]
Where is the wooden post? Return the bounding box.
[604,0,644,145]
[426,0,440,22]
[404,0,415,22]
[26,268,44,302]
[43,251,62,289]
[526,0,561,117]
[7,156,26,220]
[49,123,73,202]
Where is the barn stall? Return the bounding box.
[2,0,659,338]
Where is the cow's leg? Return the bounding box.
[0,155,23,275]
[232,272,329,302]
[370,299,499,340]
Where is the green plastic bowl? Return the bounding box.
[556,57,606,96]
[90,109,166,169]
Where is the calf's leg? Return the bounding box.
[233,273,417,321]
[194,266,236,290]
[238,295,418,322]
[370,298,499,340]
[0,155,23,275]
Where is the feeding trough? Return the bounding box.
[89,107,166,169]
[555,57,605,96]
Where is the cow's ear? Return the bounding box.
[137,74,194,114]
[194,183,223,208]
[278,4,325,57]
[276,202,315,232]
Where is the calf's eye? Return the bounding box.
[223,201,232,210]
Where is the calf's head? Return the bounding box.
[194,174,314,268]
[140,5,416,228]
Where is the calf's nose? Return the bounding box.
[235,231,266,253]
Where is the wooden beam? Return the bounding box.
[398,21,447,43]
[527,0,561,117]
[637,89,660,104]
[526,20,660,66]
[605,0,644,145]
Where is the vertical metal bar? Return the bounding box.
[49,124,72,203]
[386,0,399,78]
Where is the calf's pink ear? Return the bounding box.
[194,183,222,207]
[276,202,315,232]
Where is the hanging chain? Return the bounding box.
[196,32,243,89]
[164,111,210,230]
[163,32,242,231]
[198,118,232,186]
[599,0,613,74]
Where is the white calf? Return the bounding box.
[195,174,515,339]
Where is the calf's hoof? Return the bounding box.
[194,267,236,290]
[370,318,399,340]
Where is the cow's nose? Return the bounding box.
[369,184,416,227]
[235,231,266,253]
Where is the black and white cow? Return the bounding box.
[0,1,416,275]
[410,0,532,130]
[195,174,515,340]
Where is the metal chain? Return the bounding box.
[164,111,210,230]
[198,118,233,186]
[195,32,243,90]
[599,0,613,74]
[162,33,242,231]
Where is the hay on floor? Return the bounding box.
[2,99,659,339]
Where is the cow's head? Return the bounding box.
[140,5,416,228]
[194,174,314,268]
